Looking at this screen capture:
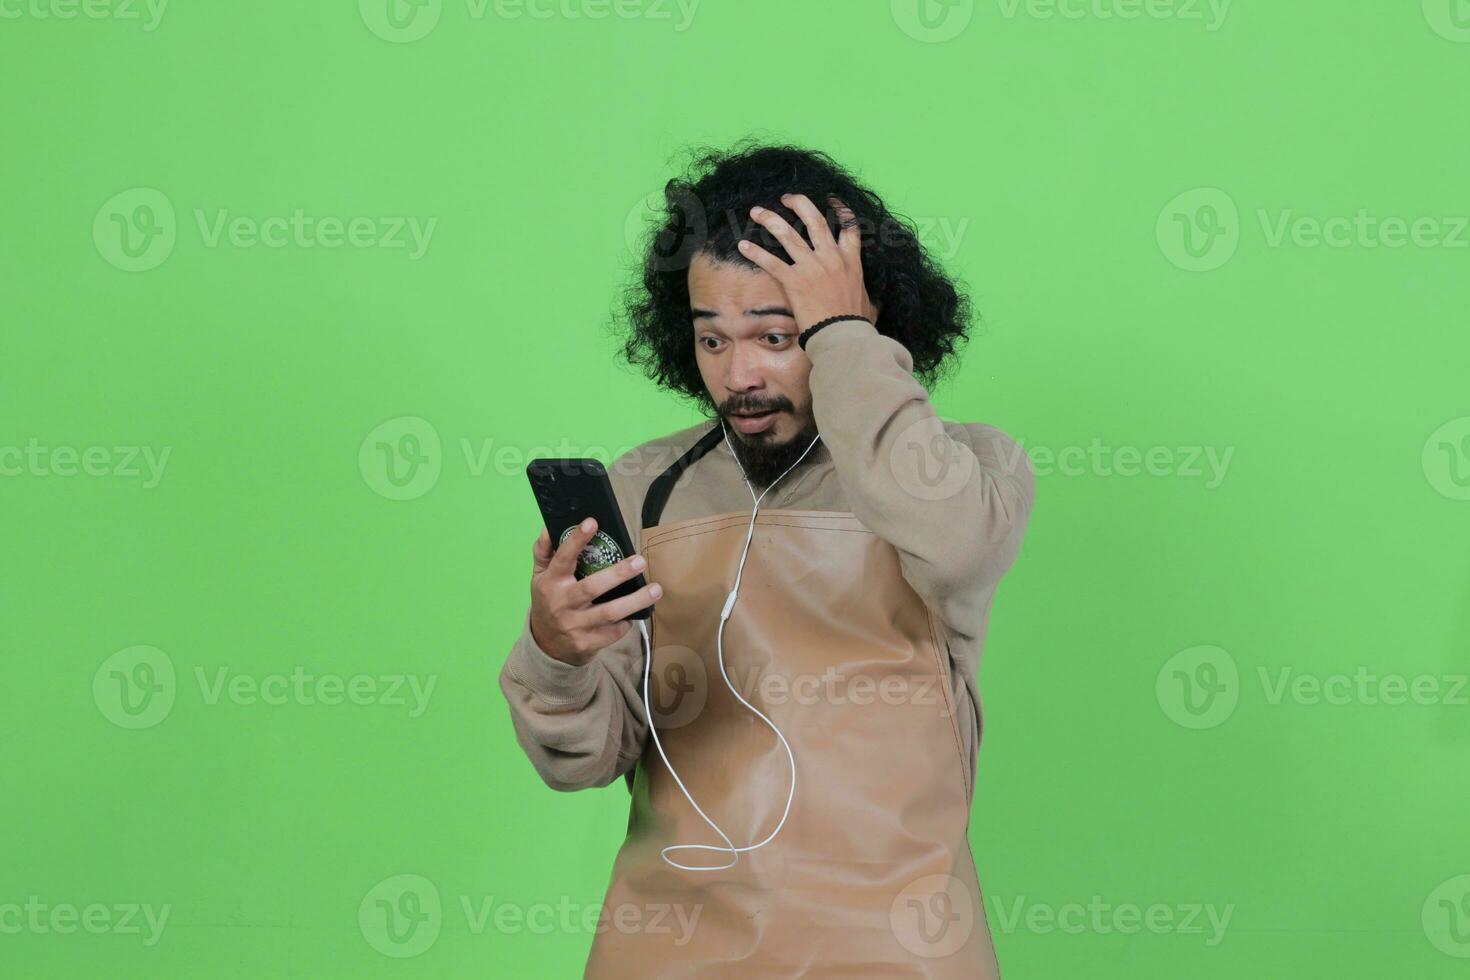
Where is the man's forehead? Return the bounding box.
[688,254,782,299]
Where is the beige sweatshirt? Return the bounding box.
[498,318,1036,797]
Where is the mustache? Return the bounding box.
[721,396,791,415]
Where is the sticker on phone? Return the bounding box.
[559,527,625,578]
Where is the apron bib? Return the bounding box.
[582,468,1002,978]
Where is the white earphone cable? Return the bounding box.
[638,419,822,871]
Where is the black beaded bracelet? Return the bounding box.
[798,314,872,350]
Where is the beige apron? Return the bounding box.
[583,500,1001,979]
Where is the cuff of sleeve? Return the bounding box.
[508,609,598,705]
[802,317,878,357]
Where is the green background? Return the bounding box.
[3,0,1468,976]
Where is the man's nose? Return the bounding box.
[724,343,765,393]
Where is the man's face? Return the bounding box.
[688,252,819,481]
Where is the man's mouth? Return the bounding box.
[728,408,781,434]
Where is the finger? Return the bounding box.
[829,196,861,258]
[532,526,554,571]
[586,581,663,625]
[576,552,648,604]
[782,193,839,253]
[736,238,788,277]
[548,517,597,577]
[748,205,813,261]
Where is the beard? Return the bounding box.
[717,400,821,491]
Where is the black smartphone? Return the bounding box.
[526,457,651,621]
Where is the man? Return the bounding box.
[499,142,1035,978]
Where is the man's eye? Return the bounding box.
[764,334,787,345]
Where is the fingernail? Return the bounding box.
[650,584,663,598]
[581,517,593,532]
[632,556,646,571]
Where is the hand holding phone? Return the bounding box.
[527,518,663,664]
[526,459,663,664]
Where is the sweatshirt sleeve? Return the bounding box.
[497,610,649,791]
[804,317,1036,639]
[497,453,652,792]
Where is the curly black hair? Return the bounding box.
[614,139,975,417]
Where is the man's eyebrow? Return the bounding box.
[691,305,795,319]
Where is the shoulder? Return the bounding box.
[606,419,720,497]
[604,420,720,548]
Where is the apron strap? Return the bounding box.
[626,420,724,796]
[640,421,726,530]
